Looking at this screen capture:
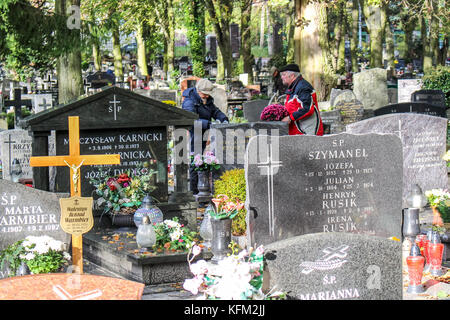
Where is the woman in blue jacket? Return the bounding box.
[182,78,229,195]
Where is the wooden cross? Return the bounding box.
[30,116,120,274]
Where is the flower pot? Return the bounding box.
[431,206,444,227]
[197,171,212,198]
[210,218,232,263]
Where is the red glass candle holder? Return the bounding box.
[428,242,444,277]
[422,240,430,272]
[406,255,425,294]
[415,235,427,257]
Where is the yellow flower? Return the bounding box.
[443,150,450,162]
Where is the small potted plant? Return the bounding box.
[424,188,450,227]
[0,236,71,276]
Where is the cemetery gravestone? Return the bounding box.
[346,113,447,208]
[0,179,71,278]
[320,110,344,134]
[210,87,228,115]
[230,23,240,59]
[22,94,53,114]
[264,232,402,300]
[245,133,403,247]
[397,79,422,103]
[180,76,201,93]
[374,102,447,118]
[353,68,388,110]
[332,91,364,126]
[22,86,198,205]
[411,89,446,108]
[243,99,269,122]
[149,89,177,104]
[0,129,33,181]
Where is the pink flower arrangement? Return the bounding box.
[190,151,220,172]
[260,104,289,121]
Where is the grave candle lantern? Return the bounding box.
[402,208,421,240]
[406,243,425,294]
[428,232,444,277]
[133,194,163,227]
[406,184,427,210]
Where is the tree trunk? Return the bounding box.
[361,2,383,68]
[185,0,206,77]
[334,2,346,74]
[299,1,328,101]
[350,0,359,72]
[167,1,175,74]
[259,3,265,48]
[136,22,148,77]
[318,2,337,100]
[240,0,253,84]
[55,0,83,104]
[384,3,394,78]
[92,42,101,71]
[205,0,234,78]
[286,8,295,64]
[421,17,433,72]
[111,26,123,79]
[293,0,302,67]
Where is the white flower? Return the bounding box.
[164,219,180,229]
[190,260,208,276]
[63,252,71,261]
[183,277,204,295]
[192,245,202,257]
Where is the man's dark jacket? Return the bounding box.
[182,87,229,151]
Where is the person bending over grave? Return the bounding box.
[182,78,229,195]
[279,64,324,136]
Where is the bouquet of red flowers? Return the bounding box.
[260,104,289,121]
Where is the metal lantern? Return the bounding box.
[133,194,163,227]
[402,208,421,240]
[406,243,425,294]
[136,215,156,251]
[406,184,427,210]
[199,202,214,249]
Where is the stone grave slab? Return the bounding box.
[149,89,177,103]
[374,102,447,118]
[411,89,446,108]
[320,110,344,134]
[397,79,422,103]
[353,68,388,110]
[0,129,33,181]
[333,91,364,126]
[180,76,200,93]
[210,87,228,115]
[22,94,53,113]
[243,99,269,122]
[245,133,403,247]
[264,232,402,300]
[0,179,70,278]
[346,113,447,207]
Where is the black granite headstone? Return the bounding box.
[374,102,447,118]
[411,89,446,108]
[245,133,403,247]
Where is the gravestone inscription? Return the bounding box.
[347,113,447,207]
[149,89,177,103]
[245,133,403,247]
[0,129,33,181]
[0,179,71,278]
[411,89,446,108]
[397,79,422,103]
[264,232,402,300]
[55,127,168,202]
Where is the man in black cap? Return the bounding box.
[279,63,323,136]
